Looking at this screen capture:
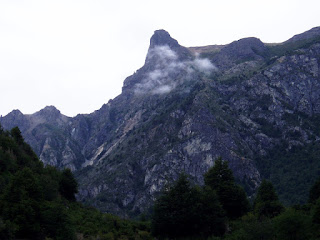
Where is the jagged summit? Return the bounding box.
[31,105,70,125]
[149,29,180,49]
[146,29,192,64]
[7,109,23,116]
[39,105,60,113]
[34,105,61,118]
[218,37,267,59]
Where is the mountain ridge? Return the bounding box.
[2,26,320,216]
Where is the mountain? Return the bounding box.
[2,27,320,216]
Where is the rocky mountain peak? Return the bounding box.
[146,30,192,64]
[0,109,28,132]
[33,105,65,123]
[7,109,23,117]
[213,37,267,69]
[222,37,266,57]
[38,105,60,115]
[149,29,180,49]
[122,30,193,93]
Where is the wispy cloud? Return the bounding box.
[193,58,217,74]
[134,45,217,95]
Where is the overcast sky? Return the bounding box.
[1,0,319,117]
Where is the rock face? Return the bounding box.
[2,27,320,216]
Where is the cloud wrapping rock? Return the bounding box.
[134,45,217,95]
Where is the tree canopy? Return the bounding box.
[204,157,250,219]
[254,180,284,219]
[152,174,225,239]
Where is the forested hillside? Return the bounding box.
[0,124,151,239]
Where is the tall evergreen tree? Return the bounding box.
[152,174,198,238]
[152,174,226,239]
[254,180,284,219]
[204,157,249,219]
[10,127,24,146]
[59,168,78,201]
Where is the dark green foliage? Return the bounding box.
[204,157,235,188]
[224,214,275,240]
[151,174,199,238]
[256,142,320,205]
[0,126,151,239]
[10,126,24,145]
[204,157,250,219]
[198,186,226,237]
[254,180,284,219]
[273,208,311,240]
[225,208,314,240]
[1,168,42,238]
[224,179,320,240]
[151,174,226,239]
[309,176,320,203]
[69,203,152,240]
[59,168,78,201]
[40,200,76,240]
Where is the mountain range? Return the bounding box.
[2,27,320,216]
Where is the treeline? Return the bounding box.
[151,157,320,240]
[0,125,152,240]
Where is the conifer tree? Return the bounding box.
[254,180,284,219]
[152,174,226,239]
[10,127,24,145]
[204,157,249,219]
[59,168,78,201]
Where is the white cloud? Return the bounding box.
[146,45,178,63]
[193,58,217,74]
[134,45,217,95]
[152,85,174,94]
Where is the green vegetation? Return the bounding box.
[151,174,225,239]
[152,157,320,240]
[253,180,284,219]
[152,158,249,239]
[0,124,151,240]
[256,142,320,205]
[204,157,249,219]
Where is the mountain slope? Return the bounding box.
[2,27,320,216]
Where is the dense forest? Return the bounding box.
[1,123,320,239]
[0,124,151,240]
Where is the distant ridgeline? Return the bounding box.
[1,26,320,216]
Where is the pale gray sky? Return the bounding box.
[1,0,319,117]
